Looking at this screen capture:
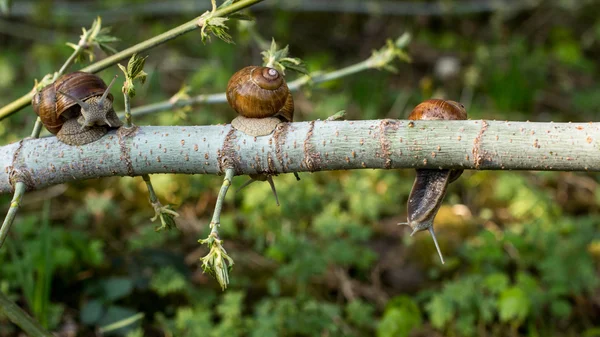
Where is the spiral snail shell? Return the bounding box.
[32,72,122,145]
[226,66,294,136]
[401,99,467,264]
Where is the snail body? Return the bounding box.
[402,99,467,264]
[32,72,122,145]
[226,66,294,136]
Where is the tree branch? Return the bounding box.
[0,119,598,194]
[0,0,264,120]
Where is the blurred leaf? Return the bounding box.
[102,278,134,301]
[426,295,454,329]
[498,287,530,324]
[81,300,104,325]
[175,306,213,335]
[550,299,572,318]
[150,266,188,297]
[377,296,422,337]
[0,0,11,15]
[484,273,509,294]
[346,299,375,329]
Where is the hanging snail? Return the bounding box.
[32,72,122,145]
[400,99,467,264]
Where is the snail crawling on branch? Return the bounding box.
[400,99,467,264]
[226,66,294,136]
[32,72,122,145]
[226,66,296,205]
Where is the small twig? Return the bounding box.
[199,168,235,290]
[0,182,25,250]
[143,175,178,231]
[120,54,178,231]
[123,93,132,127]
[209,168,235,232]
[0,291,53,337]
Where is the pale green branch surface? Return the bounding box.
[1,120,598,194]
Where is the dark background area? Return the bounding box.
[1,0,600,336]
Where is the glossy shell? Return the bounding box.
[408,99,466,121]
[32,72,114,134]
[226,66,294,122]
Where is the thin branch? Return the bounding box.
[0,119,598,194]
[127,59,373,117]
[125,35,408,117]
[0,292,53,337]
[0,0,265,120]
[209,168,235,232]
[200,167,235,290]
[0,181,25,249]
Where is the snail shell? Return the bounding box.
[226,66,294,136]
[32,72,122,145]
[408,99,466,121]
[403,98,468,264]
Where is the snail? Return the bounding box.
[32,71,122,145]
[226,66,297,205]
[226,66,294,137]
[400,99,467,264]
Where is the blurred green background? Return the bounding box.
[2,0,600,336]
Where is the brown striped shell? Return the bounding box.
[226,66,293,121]
[32,72,114,134]
[226,67,294,136]
[408,99,466,121]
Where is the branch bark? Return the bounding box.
[1,119,598,194]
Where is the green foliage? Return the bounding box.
[66,17,118,62]
[119,53,148,98]
[377,296,422,337]
[423,172,600,336]
[261,39,308,75]
[2,1,600,336]
[150,266,188,296]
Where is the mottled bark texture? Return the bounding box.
[1,119,599,194]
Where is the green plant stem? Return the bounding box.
[0,182,25,250]
[0,292,53,337]
[0,0,265,121]
[126,56,375,117]
[57,38,88,77]
[99,312,145,333]
[210,168,235,234]
[124,93,132,127]
[30,120,43,138]
[142,174,159,204]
